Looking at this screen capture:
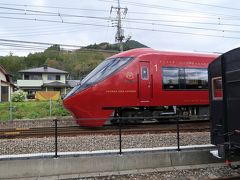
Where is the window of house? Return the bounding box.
[212,77,222,100]
[48,74,61,80]
[56,75,60,80]
[24,74,42,80]
[31,74,42,80]
[24,74,29,80]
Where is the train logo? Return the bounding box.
[126,72,134,80]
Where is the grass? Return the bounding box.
[0,100,70,121]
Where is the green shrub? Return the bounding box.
[13,111,24,119]
[0,100,70,121]
[27,111,41,119]
[52,100,70,116]
[11,90,27,102]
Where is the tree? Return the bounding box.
[0,55,25,81]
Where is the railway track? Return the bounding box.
[0,121,210,139]
[211,176,240,180]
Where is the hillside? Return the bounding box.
[85,40,148,51]
[0,40,148,81]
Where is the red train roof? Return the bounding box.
[111,48,219,59]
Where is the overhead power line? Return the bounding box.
[2,0,240,13]
[0,15,240,40]
[0,15,111,27]
[0,2,109,12]
[0,26,107,38]
[1,1,240,21]
[0,40,119,53]
[0,14,240,36]
[169,0,240,11]
[1,2,240,22]
[0,2,239,41]
[0,38,83,48]
[98,0,240,20]
[124,19,240,34]
[0,6,112,21]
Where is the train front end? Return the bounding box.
[63,54,134,127]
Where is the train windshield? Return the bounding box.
[65,57,133,98]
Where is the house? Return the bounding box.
[17,65,69,97]
[0,65,14,102]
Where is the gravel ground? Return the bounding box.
[75,165,240,180]
[0,132,210,155]
[1,119,239,180]
[0,116,75,129]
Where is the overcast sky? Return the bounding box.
[0,0,240,56]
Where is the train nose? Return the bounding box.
[63,97,80,119]
[62,92,112,127]
[63,96,73,110]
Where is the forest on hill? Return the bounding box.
[0,40,147,81]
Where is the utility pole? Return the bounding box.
[111,0,127,52]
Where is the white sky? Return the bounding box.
[0,0,240,56]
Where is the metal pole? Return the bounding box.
[177,116,180,151]
[54,118,58,158]
[118,109,122,155]
[49,98,52,117]
[117,109,122,155]
[117,0,123,52]
[9,98,12,121]
[9,86,13,121]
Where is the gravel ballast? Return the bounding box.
[0,132,210,155]
[77,165,240,180]
[1,122,239,180]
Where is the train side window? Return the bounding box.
[162,67,179,89]
[185,68,208,89]
[212,77,223,100]
[141,66,149,80]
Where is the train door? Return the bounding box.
[139,61,152,102]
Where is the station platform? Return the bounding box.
[0,145,224,179]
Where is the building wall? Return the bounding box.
[0,80,1,101]
[0,71,7,82]
[0,70,11,102]
[1,82,12,102]
[0,71,4,101]
[17,73,67,97]
[17,80,43,87]
[17,74,66,87]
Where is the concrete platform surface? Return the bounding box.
[0,145,223,179]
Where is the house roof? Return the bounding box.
[0,64,8,75]
[43,81,69,87]
[66,80,81,88]
[19,66,68,74]
[0,64,14,86]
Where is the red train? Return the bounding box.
[63,48,218,127]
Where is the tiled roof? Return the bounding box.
[19,66,68,74]
[0,64,14,85]
[66,80,81,88]
[0,64,9,75]
[43,81,69,87]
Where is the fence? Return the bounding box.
[0,99,68,121]
[0,115,210,158]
